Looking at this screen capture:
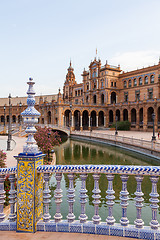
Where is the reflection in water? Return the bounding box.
[49,138,160,225]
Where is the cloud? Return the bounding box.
[111,50,160,72]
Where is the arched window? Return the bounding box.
[101,94,104,104]
[86,96,89,103]
[139,77,142,85]
[150,75,154,83]
[133,78,137,86]
[128,80,131,87]
[93,95,96,104]
[124,81,127,88]
[144,76,148,84]
[86,83,89,90]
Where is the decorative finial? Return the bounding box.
[59,87,61,93]
[21,78,41,154]
[70,59,72,67]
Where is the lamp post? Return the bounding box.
[48,131,51,162]
[152,113,156,141]
[115,115,118,135]
[70,103,72,131]
[90,117,92,132]
[3,105,6,134]
[7,94,12,151]
[19,101,22,136]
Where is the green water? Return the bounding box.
[49,138,160,225]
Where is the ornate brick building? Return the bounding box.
[0,57,160,132]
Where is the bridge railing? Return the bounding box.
[0,164,160,239]
[72,131,160,152]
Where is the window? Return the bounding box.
[101,81,104,88]
[139,77,142,85]
[133,78,137,86]
[150,75,154,83]
[81,89,83,95]
[87,83,89,90]
[86,96,88,103]
[124,92,128,102]
[124,81,127,88]
[135,90,140,101]
[78,90,80,96]
[93,95,96,104]
[144,76,148,84]
[128,80,131,87]
[111,82,113,87]
[93,80,96,89]
[75,91,77,96]
[114,82,116,87]
[102,72,103,76]
[75,99,78,104]
[148,88,153,99]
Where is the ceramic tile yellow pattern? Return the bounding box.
[35,158,43,226]
[17,160,34,232]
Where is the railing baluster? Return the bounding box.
[67,173,75,223]
[120,175,129,226]
[92,173,101,224]
[149,176,159,230]
[79,173,88,223]
[8,174,16,222]
[134,175,144,228]
[106,174,115,225]
[0,175,5,222]
[43,173,51,222]
[54,173,63,222]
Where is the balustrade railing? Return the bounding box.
[72,131,160,153]
[0,164,160,239]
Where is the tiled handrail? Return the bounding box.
[37,164,160,176]
[36,164,160,239]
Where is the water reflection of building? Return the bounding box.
[1,57,160,131]
[54,138,152,166]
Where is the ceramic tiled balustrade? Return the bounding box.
[0,164,160,239]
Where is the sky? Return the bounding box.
[0,0,160,98]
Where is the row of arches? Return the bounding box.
[108,107,160,125]
[0,115,22,124]
[64,110,105,130]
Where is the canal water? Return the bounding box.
[49,138,160,225]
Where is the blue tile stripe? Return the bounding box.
[36,164,160,176]
[36,220,159,239]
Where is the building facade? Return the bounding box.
[0,57,160,132]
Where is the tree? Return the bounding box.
[34,126,61,164]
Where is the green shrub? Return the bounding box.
[111,121,131,130]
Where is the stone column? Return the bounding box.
[80,114,83,131]
[96,115,98,128]
[88,115,91,130]
[104,116,106,127]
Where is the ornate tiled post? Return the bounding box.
[120,175,129,226]
[67,173,75,223]
[149,176,159,230]
[8,174,16,222]
[134,175,144,228]
[0,175,6,222]
[15,78,44,232]
[92,173,101,224]
[54,173,63,222]
[106,174,115,225]
[79,173,88,223]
